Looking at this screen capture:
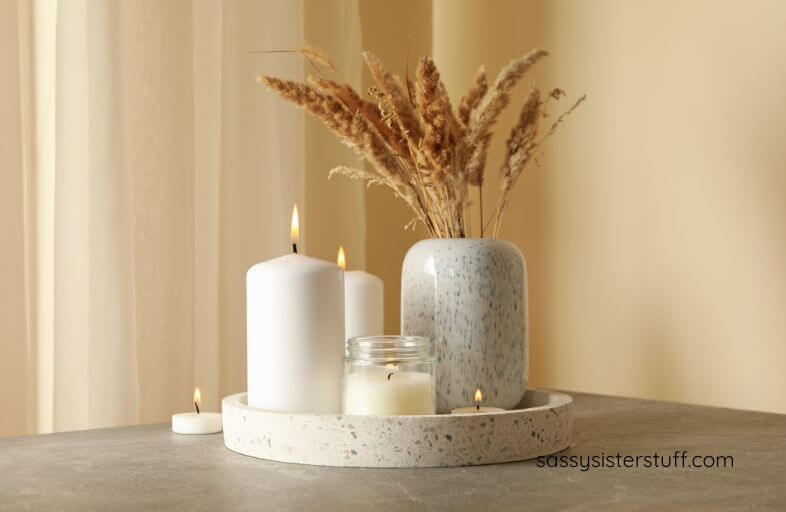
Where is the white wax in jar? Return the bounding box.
[171,412,222,434]
[344,270,384,339]
[247,253,344,414]
[343,367,435,415]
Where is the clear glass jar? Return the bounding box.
[343,336,436,416]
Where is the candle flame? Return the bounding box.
[474,388,483,405]
[337,246,346,270]
[193,387,202,406]
[290,204,299,245]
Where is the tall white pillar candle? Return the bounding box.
[247,206,345,413]
[337,246,384,339]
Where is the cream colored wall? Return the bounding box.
[359,0,432,334]
[304,1,367,267]
[364,0,786,413]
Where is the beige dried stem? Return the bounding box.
[492,91,587,237]
[299,44,337,72]
[457,65,487,135]
[463,49,548,188]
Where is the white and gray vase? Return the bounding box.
[401,238,528,413]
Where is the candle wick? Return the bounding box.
[292,243,298,254]
[387,372,395,380]
[476,404,480,411]
[194,401,200,414]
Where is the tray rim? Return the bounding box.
[222,389,573,467]
[223,388,572,419]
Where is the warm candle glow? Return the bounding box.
[290,204,300,245]
[337,246,346,270]
[193,387,202,414]
[474,388,483,405]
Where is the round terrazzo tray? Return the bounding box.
[222,389,572,468]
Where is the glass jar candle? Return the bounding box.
[343,336,436,416]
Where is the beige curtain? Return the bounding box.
[1,0,364,437]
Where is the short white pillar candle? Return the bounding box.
[172,387,222,434]
[337,246,384,339]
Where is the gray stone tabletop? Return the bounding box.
[1,392,785,511]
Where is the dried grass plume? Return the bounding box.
[259,46,583,238]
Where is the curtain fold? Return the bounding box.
[0,0,33,436]
[3,0,364,436]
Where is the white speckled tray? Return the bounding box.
[222,389,572,468]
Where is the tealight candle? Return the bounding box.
[450,389,506,414]
[337,246,384,340]
[172,387,222,434]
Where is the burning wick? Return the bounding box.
[290,204,299,254]
[193,387,202,415]
[474,388,483,411]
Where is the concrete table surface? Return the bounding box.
[1,392,785,511]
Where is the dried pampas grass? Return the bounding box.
[258,46,583,238]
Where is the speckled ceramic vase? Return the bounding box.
[401,238,528,413]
